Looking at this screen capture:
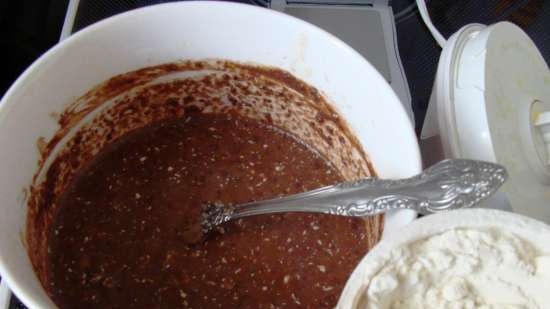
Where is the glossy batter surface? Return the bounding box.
[47,113,370,309]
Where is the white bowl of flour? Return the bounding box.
[337,209,550,309]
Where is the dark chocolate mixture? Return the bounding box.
[47,112,370,309]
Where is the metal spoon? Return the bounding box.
[198,159,508,235]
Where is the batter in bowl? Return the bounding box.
[47,112,373,309]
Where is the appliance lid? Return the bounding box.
[435,21,550,221]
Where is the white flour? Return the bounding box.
[365,228,550,309]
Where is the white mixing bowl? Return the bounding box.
[0,2,420,308]
[337,209,550,309]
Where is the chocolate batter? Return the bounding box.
[47,112,370,309]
